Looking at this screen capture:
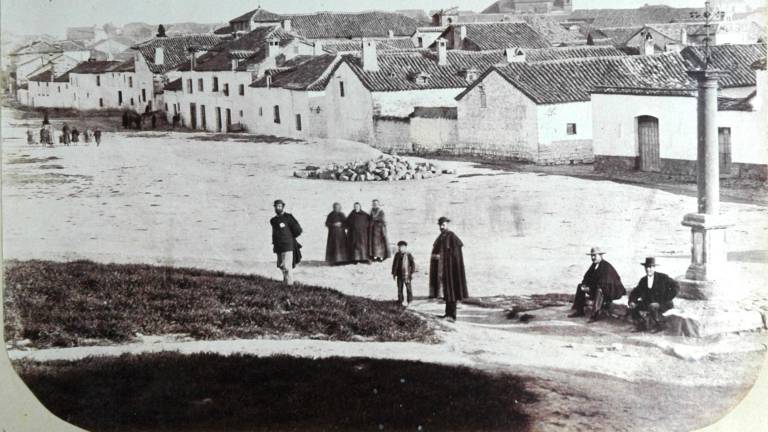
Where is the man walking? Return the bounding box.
[429,217,468,321]
[270,199,303,285]
[628,257,679,333]
[569,247,626,322]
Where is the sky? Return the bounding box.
[0,0,762,38]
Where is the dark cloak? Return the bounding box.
[346,210,370,262]
[369,208,390,260]
[325,211,349,264]
[429,230,468,302]
[580,260,626,300]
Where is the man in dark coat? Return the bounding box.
[369,199,390,262]
[429,217,468,321]
[629,257,679,333]
[270,199,302,285]
[325,202,349,265]
[346,202,370,263]
[569,247,626,322]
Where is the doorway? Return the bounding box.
[637,115,660,172]
[201,105,207,130]
[225,108,232,132]
[190,103,197,129]
[216,107,222,132]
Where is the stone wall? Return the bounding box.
[371,117,412,152]
[595,155,768,180]
[538,139,594,165]
[410,116,458,153]
[594,155,638,173]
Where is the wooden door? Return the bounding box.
[189,103,197,129]
[226,109,232,132]
[201,105,207,130]
[718,127,732,175]
[638,116,660,172]
[216,107,222,132]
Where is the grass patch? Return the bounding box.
[14,352,536,431]
[3,260,435,347]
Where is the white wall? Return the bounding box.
[719,109,768,165]
[324,62,375,143]
[28,80,75,108]
[373,88,463,117]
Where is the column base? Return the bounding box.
[664,299,766,338]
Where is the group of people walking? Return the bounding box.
[271,199,469,320]
[325,200,390,265]
[568,247,679,332]
[28,120,101,147]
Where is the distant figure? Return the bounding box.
[83,128,92,144]
[270,199,303,286]
[325,202,349,265]
[94,128,102,146]
[429,217,468,321]
[151,114,157,129]
[122,111,129,128]
[568,247,626,322]
[42,110,50,126]
[39,127,45,145]
[346,202,371,264]
[369,199,390,262]
[71,128,79,144]
[172,113,180,128]
[392,240,416,306]
[628,257,679,333]
[61,123,71,145]
[26,128,35,145]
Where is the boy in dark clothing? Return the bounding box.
[391,241,416,306]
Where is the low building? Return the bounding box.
[26,70,74,108]
[431,22,551,50]
[454,53,693,164]
[9,40,91,89]
[680,43,766,97]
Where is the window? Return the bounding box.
[198,78,204,92]
[130,97,135,105]
[118,91,123,105]
[567,123,577,135]
[239,110,243,117]
[128,76,133,88]
[96,76,101,86]
[223,83,229,96]
[339,81,345,97]
[164,103,168,111]
[187,79,193,93]
[212,76,219,92]
[99,98,104,107]
[479,85,487,108]
[273,105,280,124]
[58,86,61,93]
[238,84,245,96]
[296,114,302,131]
[142,89,147,102]
[259,107,263,116]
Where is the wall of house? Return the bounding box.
[372,88,463,117]
[28,80,75,108]
[244,87,320,139]
[719,86,756,98]
[371,117,412,152]
[174,70,254,131]
[719,109,768,167]
[536,101,594,164]
[410,116,458,152]
[324,62,375,143]
[456,71,540,160]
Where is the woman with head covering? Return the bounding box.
[346,202,371,264]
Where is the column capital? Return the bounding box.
[687,68,725,83]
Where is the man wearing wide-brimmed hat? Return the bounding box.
[628,257,679,333]
[569,247,626,322]
[429,217,468,321]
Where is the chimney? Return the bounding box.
[388,29,395,39]
[456,25,467,49]
[282,19,292,32]
[231,58,238,71]
[155,47,164,66]
[505,47,525,63]
[437,38,448,66]
[640,32,655,56]
[680,27,688,45]
[313,41,323,56]
[267,36,280,59]
[362,39,379,72]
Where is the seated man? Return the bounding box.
[569,247,626,322]
[628,257,679,333]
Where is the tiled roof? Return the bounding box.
[12,40,88,55]
[113,57,136,72]
[568,6,705,28]
[718,91,756,111]
[28,69,55,82]
[67,60,123,74]
[596,27,643,47]
[341,49,508,92]
[133,35,221,73]
[214,25,234,35]
[753,57,767,70]
[458,53,694,104]
[522,45,625,62]
[250,54,341,90]
[438,23,552,50]
[410,106,458,119]
[320,37,416,53]
[164,78,183,91]
[177,27,297,72]
[681,44,767,88]
[285,12,420,39]
[516,15,586,45]
[230,7,283,24]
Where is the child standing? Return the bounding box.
[392,241,416,306]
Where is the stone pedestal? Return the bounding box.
[677,213,732,300]
[664,300,766,338]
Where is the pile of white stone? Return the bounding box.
[294,155,453,181]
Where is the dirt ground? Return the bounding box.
[3,106,768,431]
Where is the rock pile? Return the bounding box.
[294,155,453,181]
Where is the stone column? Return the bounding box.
[678,69,731,300]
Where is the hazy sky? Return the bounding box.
[0,0,761,38]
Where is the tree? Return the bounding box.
[156,24,166,38]
[586,32,594,46]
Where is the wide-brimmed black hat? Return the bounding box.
[397,240,408,247]
[437,216,451,225]
[641,257,659,267]
[273,199,285,206]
